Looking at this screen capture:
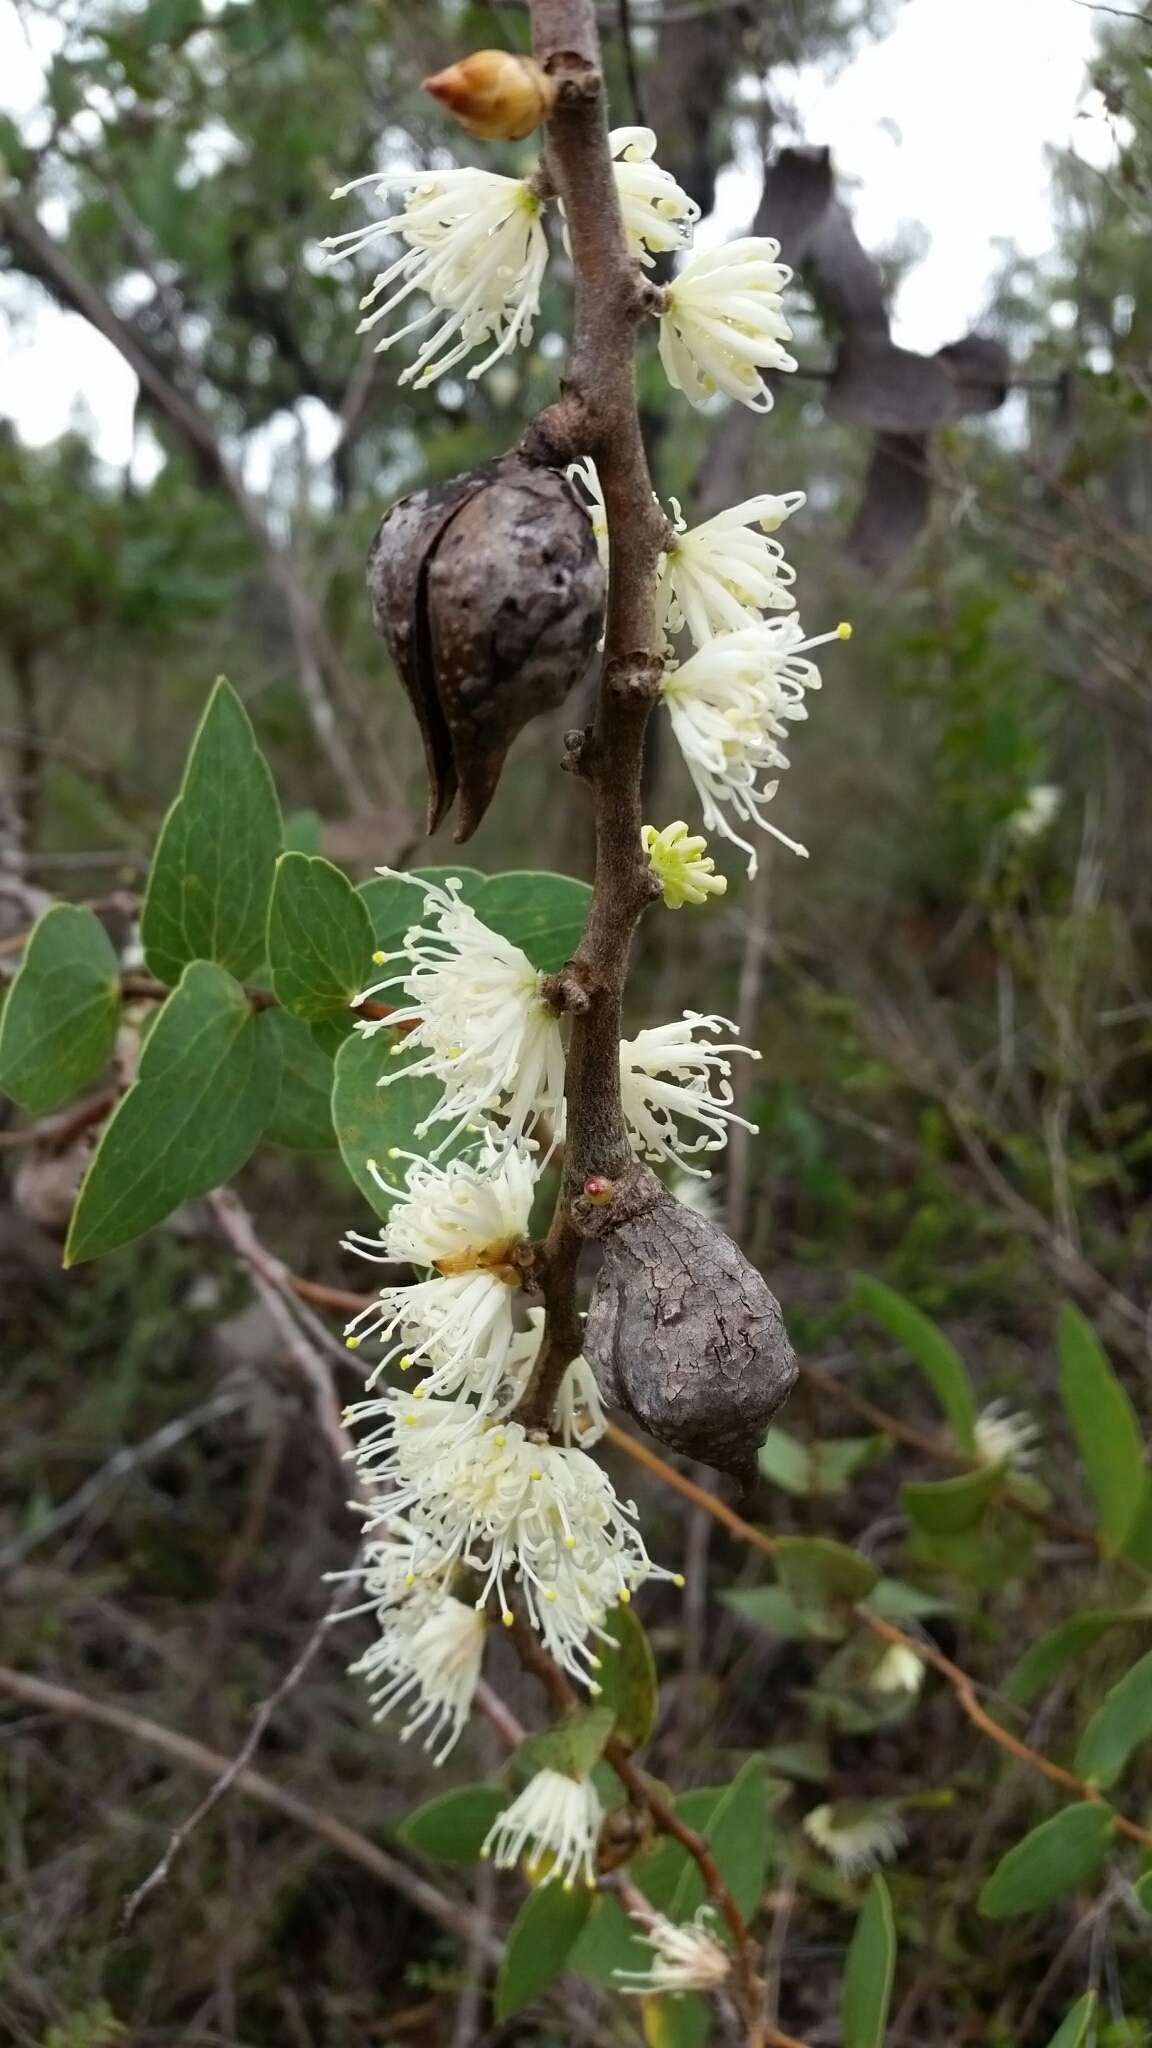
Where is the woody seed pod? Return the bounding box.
[367,456,605,840]
[578,1165,797,1490]
[423,50,556,142]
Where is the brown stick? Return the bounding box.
[512,0,668,1434]
[602,1423,1152,1853]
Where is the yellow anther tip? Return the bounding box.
[502,1610,514,1627]
[493,1433,506,1447]
[371,949,387,965]
[619,1589,631,1604]
[530,1469,543,1481]
[837,620,853,640]
[404,1572,416,1586]
[544,1589,557,1602]
[564,1536,576,1550]
[399,1355,414,1370]
[344,1336,361,1350]
[673,1573,686,1588]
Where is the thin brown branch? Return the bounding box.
[602,1422,1152,1853]
[122,1570,362,1926]
[512,0,668,1431]
[0,1663,502,1960]
[0,1087,117,1153]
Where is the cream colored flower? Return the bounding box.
[642,821,728,909]
[354,873,565,1154]
[619,1011,758,1175]
[482,1768,603,1888]
[615,1905,730,1995]
[659,238,798,411]
[662,492,805,648]
[804,1800,906,1877]
[323,166,547,386]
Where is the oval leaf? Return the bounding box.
[669,1756,772,1924]
[65,963,280,1264]
[901,1464,1001,1537]
[141,677,282,985]
[853,1275,977,1450]
[0,903,120,1113]
[595,1604,659,1752]
[396,1784,508,1862]
[472,871,591,973]
[1058,1305,1146,1556]
[1004,1611,1151,1709]
[495,1883,593,2021]
[978,1802,1114,1918]
[841,1874,896,2048]
[1045,1992,1098,2048]
[331,1031,468,1220]
[1075,1645,1152,1790]
[268,853,375,1021]
[262,1009,336,1151]
[642,1993,711,2048]
[774,1536,880,1638]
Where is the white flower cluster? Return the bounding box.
[323,127,796,411]
[572,462,851,875]
[339,871,744,1754]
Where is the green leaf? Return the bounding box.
[758,1427,886,1497]
[357,868,590,977]
[281,808,323,854]
[901,1464,1001,1536]
[1044,1992,1097,2048]
[595,1604,659,1751]
[262,1010,336,1150]
[267,853,375,1022]
[669,1757,772,1925]
[852,1275,978,1451]
[64,964,279,1264]
[861,1579,952,1623]
[1059,1304,1147,1556]
[642,1993,711,2048]
[514,1707,616,1785]
[1004,1611,1152,1709]
[331,1032,467,1221]
[141,678,282,985]
[841,1875,897,2048]
[721,1584,811,1638]
[0,904,120,1113]
[472,872,591,973]
[1075,1646,1152,1789]
[396,1785,508,1862]
[495,1884,593,2021]
[978,1803,1114,1918]
[773,1537,880,1639]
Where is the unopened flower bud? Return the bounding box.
[583,1176,615,1205]
[423,50,555,142]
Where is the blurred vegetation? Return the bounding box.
[2,1,1151,2043]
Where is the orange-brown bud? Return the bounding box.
[422,50,555,143]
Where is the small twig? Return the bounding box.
[122,1570,361,1926]
[0,1088,117,1154]
[208,1189,361,1483]
[0,1664,500,1960]
[0,1387,248,1573]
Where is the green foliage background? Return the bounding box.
[2,1,1151,2042]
